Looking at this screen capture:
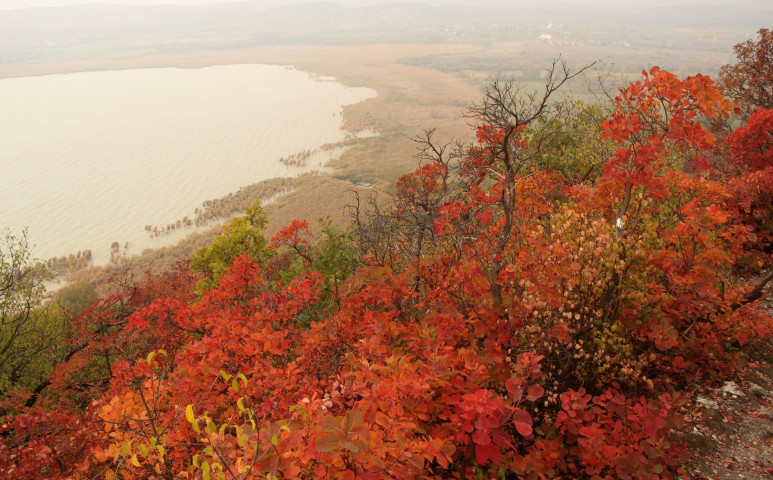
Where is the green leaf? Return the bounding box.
[138,443,148,458]
[193,454,200,467]
[146,351,156,364]
[231,379,239,392]
[219,370,232,382]
[121,442,130,456]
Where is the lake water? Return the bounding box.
[0,64,376,264]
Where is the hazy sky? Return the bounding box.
[1,0,239,9]
[2,0,770,10]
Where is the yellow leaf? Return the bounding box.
[130,454,140,467]
[185,404,195,424]
[146,351,156,364]
[156,445,165,458]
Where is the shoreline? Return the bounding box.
[9,44,484,289]
[5,61,379,271]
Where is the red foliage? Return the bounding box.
[2,67,771,480]
[557,388,686,479]
[727,107,773,171]
[722,107,773,260]
[600,66,733,190]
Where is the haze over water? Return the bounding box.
[0,64,376,264]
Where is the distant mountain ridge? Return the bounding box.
[0,1,768,67]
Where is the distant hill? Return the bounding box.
[0,1,769,67]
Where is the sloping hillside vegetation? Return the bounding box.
[1,37,772,479]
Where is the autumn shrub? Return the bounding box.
[723,107,773,263]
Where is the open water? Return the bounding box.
[0,64,376,264]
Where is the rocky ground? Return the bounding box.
[682,358,773,479]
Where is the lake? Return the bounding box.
[0,64,376,264]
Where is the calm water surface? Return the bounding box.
[0,64,376,264]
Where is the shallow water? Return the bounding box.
[0,64,376,264]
